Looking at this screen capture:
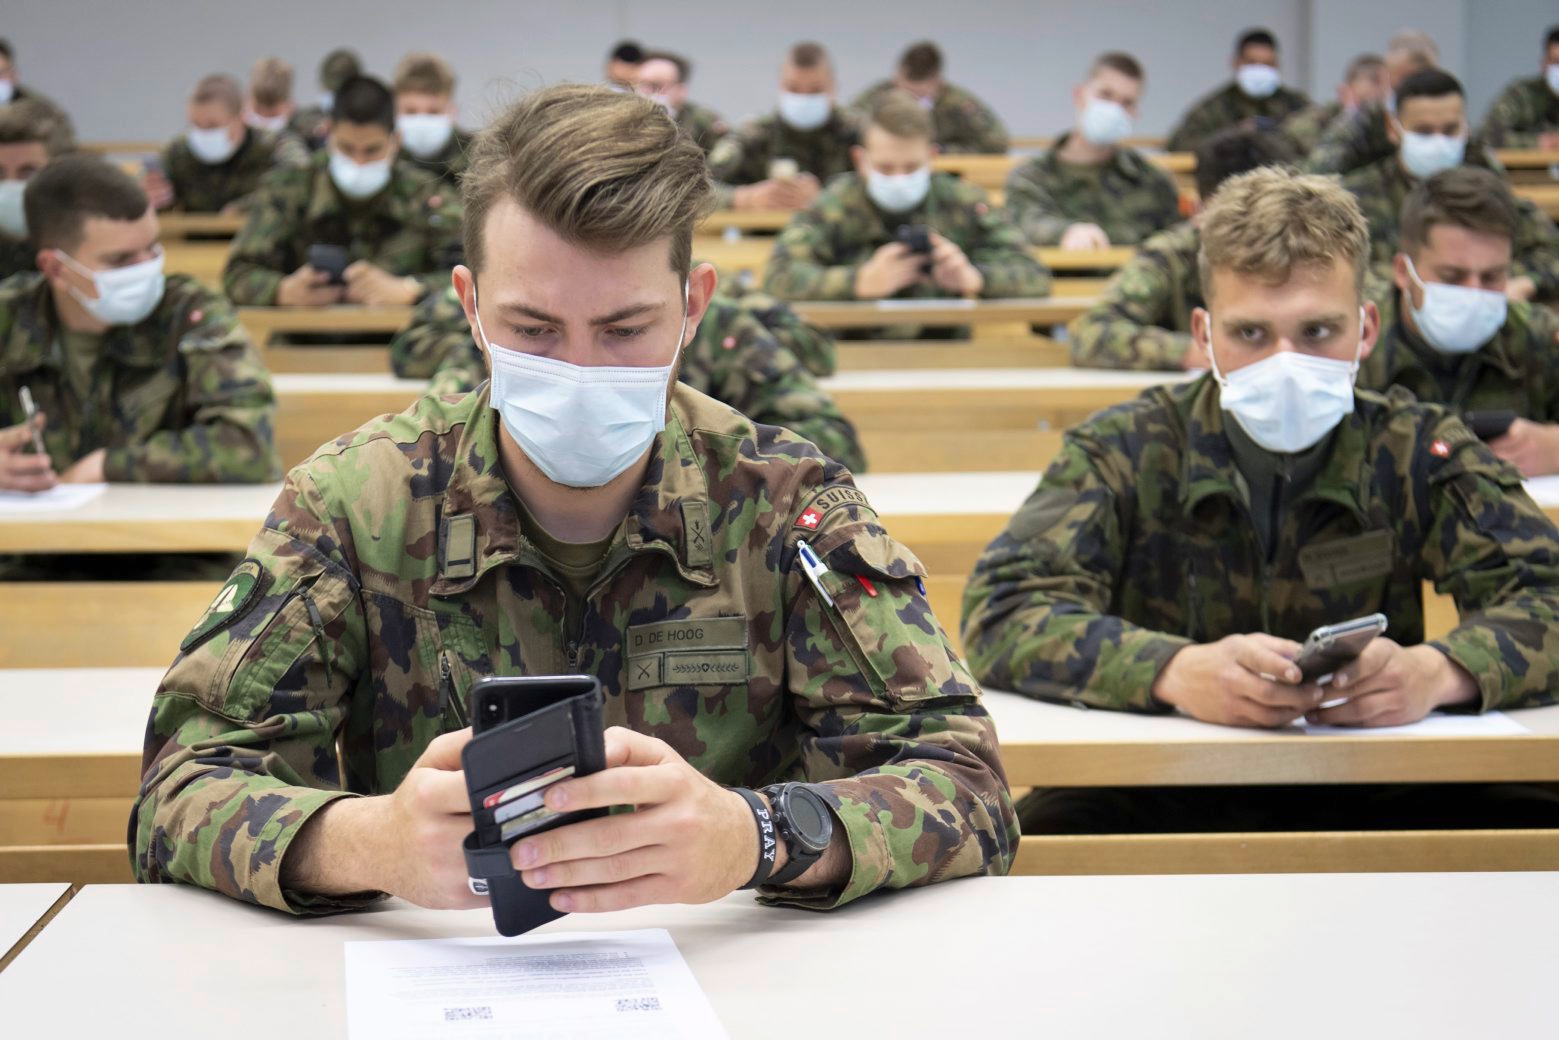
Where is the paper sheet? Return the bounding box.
[1297,711,1529,737]
[345,928,727,1040]
[873,297,976,310]
[1521,475,1559,508]
[0,483,107,513]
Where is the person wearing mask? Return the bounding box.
[393,53,473,190]
[244,58,301,141]
[0,38,75,146]
[633,51,728,157]
[1166,28,1310,154]
[852,41,1007,154]
[1282,53,1389,155]
[1304,29,1439,176]
[0,100,69,280]
[290,48,362,151]
[1478,25,1559,149]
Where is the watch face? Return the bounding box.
[788,788,831,846]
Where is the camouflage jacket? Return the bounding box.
[851,81,1008,154]
[675,101,729,157]
[1068,220,1200,370]
[961,375,1559,713]
[1165,81,1311,154]
[287,106,331,151]
[387,284,865,471]
[1301,101,1393,176]
[0,232,35,282]
[1360,292,1559,420]
[401,127,475,192]
[160,127,309,214]
[222,150,463,305]
[707,109,860,206]
[131,382,1017,913]
[0,272,280,482]
[1341,149,1559,301]
[1003,135,1181,246]
[1478,76,1559,149]
[1282,100,1342,155]
[715,281,836,377]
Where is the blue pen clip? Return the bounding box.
[796,540,835,608]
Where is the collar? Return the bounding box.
[1045,132,1139,179]
[0,273,169,377]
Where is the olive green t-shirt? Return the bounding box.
[514,495,616,638]
[58,329,103,402]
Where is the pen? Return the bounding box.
[795,540,834,609]
[18,386,47,458]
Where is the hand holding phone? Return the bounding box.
[307,243,349,285]
[1295,613,1388,685]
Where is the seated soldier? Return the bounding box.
[244,57,298,135]
[1478,25,1559,149]
[1304,30,1439,176]
[634,51,728,157]
[1282,53,1388,155]
[131,84,1015,916]
[1361,167,1559,476]
[0,155,279,492]
[604,40,643,91]
[290,47,361,151]
[393,53,473,190]
[1342,69,1559,304]
[147,73,307,215]
[223,74,463,307]
[0,38,75,145]
[762,92,1048,337]
[1004,52,1181,249]
[851,41,1007,154]
[962,167,1559,833]
[1069,127,1295,369]
[708,42,859,212]
[388,281,865,471]
[0,100,70,280]
[1166,28,1310,154]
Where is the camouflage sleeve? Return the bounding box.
[1002,162,1071,246]
[1165,98,1218,155]
[389,284,469,379]
[1532,305,1559,423]
[963,187,1051,297]
[222,168,303,305]
[272,133,311,169]
[131,470,377,913]
[763,482,1018,908]
[960,423,1191,711]
[708,126,763,204]
[1301,108,1372,175]
[761,206,859,300]
[1511,198,1559,301]
[411,187,464,303]
[737,289,838,377]
[427,345,485,398]
[1068,248,1193,370]
[157,141,179,211]
[947,97,1008,154]
[1478,81,1544,149]
[102,289,282,483]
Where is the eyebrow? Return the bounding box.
[1219,311,1349,327]
[497,301,664,326]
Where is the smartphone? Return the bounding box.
[768,157,800,181]
[895,223,933,255]
[1295,613,1388,684]
[306,243,348,285]
[1465,410,1516,442]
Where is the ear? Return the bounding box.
[1072,84,1085,110]
[849,144,866,175]
[1390,253,1412,299]
[451,265,484,353]
[1190,306,1211,352]
[1385,115,1403,147]
[684,263,718,346]
[1359,299,1381,361]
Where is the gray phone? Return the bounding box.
[1295,613,1388,684]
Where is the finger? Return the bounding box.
[551,875,674,915]
[1241,677,1323,711]
[4,455,57,476]
[1306,691,1396,727]
[547,760,679,813]
[414,727,474,770]
[1244,633,1304,659]
[523,846,666,891]
[1232,697,1305,728]
[602,726,676,769]
[511,810,651,870]
[1233,640,1302,685]
[1329,640,1393,691]
[0,471,58,493]
[409,766,473,816]
[0,423,36,448]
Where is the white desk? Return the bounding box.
[2,876,1555,1036]
[0,883,70,968]
[0,483,281,553]
[0,668,157,799]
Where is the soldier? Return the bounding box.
[1361,167,1559,475]
[0,100,70,281]
[0,156,279,493]
[223,75,463,307]
[1165,28,1310,154]
[1282,53,1388,155]
[393,53,473,191]
[145,74,307,215]
[604,40,643,92]
[243,57,298,137]
[1069,127,1295,370]
[963,167,1559,832]
[1004,52,1180,249]
[290,48,361,151]
[131,84,1016,916]
[634,51,727,158]
[762,92,1048,338]
[851,41,1007,154]
[0,38,75,146]
[708,42,859,212]
[1478,25,1559,149]
[1341,69,1559,305]
[1304,30,1439,176]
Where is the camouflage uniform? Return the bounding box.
[222,150,463,306]
[1301,102,1394,176]
[130,382,1018,913]
[1360,292,1559,418]
[401,127,475,192]
[674,101,729,157]
[387,284,865,471]
[851,81,1008,154]
[287,106,331,152]
[1165,82,1312,154]
[1282,100,1343,155]
[960,374,1559,714]
[717,282,836,378]
[1478,77,1559,148]
[0,271,280,482]
[1068,220,1201,370]
[707,109,860,208]
[0,233,35,282]
[1003,135,1182,246]
[160,127,309,214]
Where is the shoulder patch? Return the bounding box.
[793,484,873,533]
[181,560,267,652]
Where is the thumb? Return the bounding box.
[0,420,38,449]
[415,727,474,770]
[603,726,673,769]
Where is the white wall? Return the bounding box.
[1463,0,1555,125]
[1307,0,1466,104]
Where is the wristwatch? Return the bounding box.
[760,783,834,887]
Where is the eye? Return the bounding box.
[1303,324,1337,342]
[1235,326,1266,344]
[508,325,552,339]
[607,325,649,340]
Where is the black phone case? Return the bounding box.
[461,675,607,937]
[1465,410,1516,442]
[306,244,348,284]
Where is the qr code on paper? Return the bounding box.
[443,1007,494,1022]
[616,997,662,1012]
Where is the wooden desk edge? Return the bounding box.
[0,884,76,974]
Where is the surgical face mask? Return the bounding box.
[865,166,931,213]
[1398,130,1466,179]
[0,180,26,238]
[1236,64,1282,99]
[777,91,832,131]
[397,113,454,159]
[1078,96,1133,147]
[186,125,239,165]
[57,248,166,327]
[318,91,335,114]
[246,111,289,133]
[329,151,393,200]
[1206,310,1362,454]
[475,282,689,488]
[0,79,13,105]
[1404,256,1507,354]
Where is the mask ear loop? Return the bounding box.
[1200,310,1226,386]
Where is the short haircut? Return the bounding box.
[1193,126,1296,202]
[1089,52,1144,82]
[320,48,362,92]
[0,99,71,156]
[0,39,11,63]
[23,154,148,252]
[640,50,691,84]
[867,90,934,141]
[394,52,456,97]
[898,41,943,82]
[332,75,396,132]
[1546,25,1559,50]
[1401,167,1518,253]
[1343,53,1385,84]
[249,57,293,108]
[1236,28,1278,54]
[1388,29,1439,63]
[1395,68,1464,112]
[610,41,644,65]
[788,41,829,70]
[1199,166,1370,300]
[460,85,714,276]
[191,73,243,115]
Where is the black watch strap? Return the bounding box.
[731,787,778,890]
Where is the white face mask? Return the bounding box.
[475,282,689,489]
[397,113,454,159]
[1404,256,1507,354]
[0,79,13,105]
[329,151,393,200]
[186,125,240,165]
[1206,311,1362,454]
[1236,64,1282,99]
[318,91,335,114]
[777,91,832,131]
[1398,130,1466,179]
[246,111,289,133]
[1078,96,1133,147]
[1547,65,1559,97]
[57,248,167,327]
[866,166,931,213]
[0,180,27,238]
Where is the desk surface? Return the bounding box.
[791,297,1092,328]
[0,884,70,967]
[3,875,1556,1037]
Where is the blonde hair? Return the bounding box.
[0,98,72,156]
[868,90,933,141]
[249,57,293,108]
[191,73,242,115]
[1198,167,1370,300]
[394,53,456,97]
[461,84,714,275]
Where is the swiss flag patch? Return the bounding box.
[1430,440,1451,458]
[796,509,822,529]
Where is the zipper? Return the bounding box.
[300,588,334,686]
[438,651,468,728]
